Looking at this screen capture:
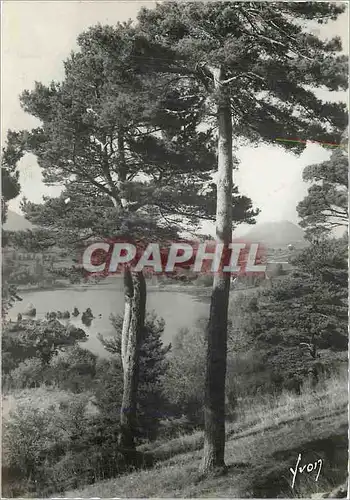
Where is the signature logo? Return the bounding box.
[290,453,323,489]
[81,239,266,277]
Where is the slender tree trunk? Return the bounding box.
[115,127,147,457]
[119,268,146,454]
[201,66,233,474]
[117,128,128,208]
[121,269,133,373]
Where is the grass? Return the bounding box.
[62,371,348,498]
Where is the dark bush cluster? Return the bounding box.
[2,397,127,497]
[2,312,171,496]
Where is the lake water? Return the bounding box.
[9,280,210,357]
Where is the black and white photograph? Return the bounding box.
[1,1,349,498]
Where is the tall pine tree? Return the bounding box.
[4,22,258,457]
[137,1,348,473]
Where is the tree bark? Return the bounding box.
[119,268,146,454]
[117,128,128,208]
[201,66,233,474]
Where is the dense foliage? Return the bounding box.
[137,1,347,150]
[297,132,348,240]
[2,137,22,314]
[2,319,88,375]
[230,237,348,392]
[4,22,258,255]
[1,132,21,224]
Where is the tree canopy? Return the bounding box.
[136,0,348,473]
[233,236,348,392]
[4,22,258,254]
[297,133,348,240]
[1,131,21,224]
[137,1,347,149]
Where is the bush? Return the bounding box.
[4,346,97,394]
[3,401,71,496]
[93,357,124,416]
[2,394,127,497]
[194,274,214,287]
[225,349,276,419]
[2,319,88,372]
[49,346,97,393]
[163,322,206,428]
[6,358,45,390]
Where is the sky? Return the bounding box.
[1,1,349,236]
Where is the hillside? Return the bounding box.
[242,220,307,249]
[62,374,347,499]
[3,210,33,231]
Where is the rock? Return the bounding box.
[72,307,79,317]
[67,324,88,341]
[23,303,36,316]
[85,307,94,318]
[67,324,77,334]
[81,312,92,327]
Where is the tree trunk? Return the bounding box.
[119,268,146,454]
[201,66,233,474]
[116,123,147,457]
[117,128,128,208]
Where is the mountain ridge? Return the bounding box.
[3,213,307,249]
[241,220,307,249]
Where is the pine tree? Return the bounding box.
[3,22,258,456]
[235,236,348,392]
[137,1,348,472]
[297,129,348,240]
[1,131,21,224]
[1,133,22,315]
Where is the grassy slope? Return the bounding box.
[63,376,347,498]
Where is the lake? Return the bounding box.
[9,280,210,357]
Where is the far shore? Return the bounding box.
[15,278,256,299]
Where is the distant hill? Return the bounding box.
[3,210,33,231]
[242,220,307,249]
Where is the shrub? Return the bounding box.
[3,402,70,496]
[49,346,97,393]
[6,358,45,390]
[2,319,88,372]
[4,346,97,393]
[92,357,124,416]
[2,394,127,497]
[163,321,206,428]
[194,274,214,287]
